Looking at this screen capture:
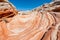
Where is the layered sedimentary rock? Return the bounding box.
[0,0,18,22]
[0,0,60,40]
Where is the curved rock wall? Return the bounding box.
[0,0,60,40]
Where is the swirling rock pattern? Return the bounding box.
[0,0,60,40]
[0,11,58,40]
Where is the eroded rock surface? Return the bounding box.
[0,0,60,40]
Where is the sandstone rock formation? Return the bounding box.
[0,0,18,22]
[0,0,60,40]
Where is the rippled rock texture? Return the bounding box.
[0,0,60,40]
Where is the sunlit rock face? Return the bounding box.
[0,0,18,22]
[0,0,60,40]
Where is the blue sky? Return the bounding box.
[9,0,52,11]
